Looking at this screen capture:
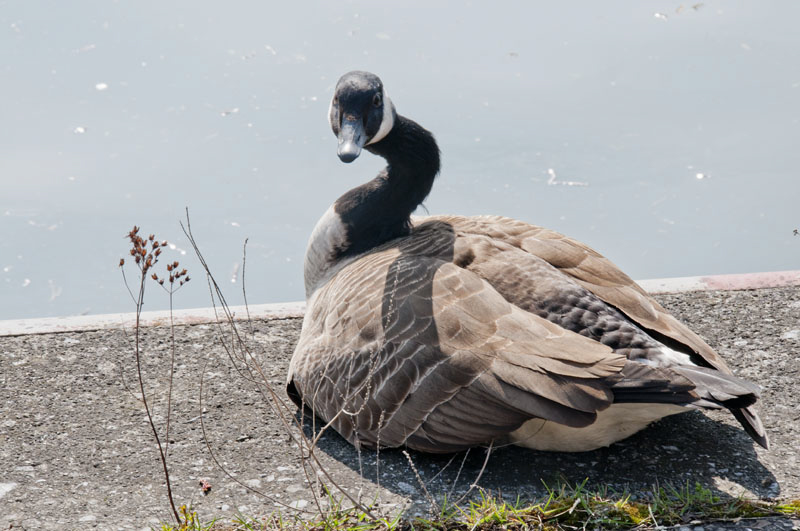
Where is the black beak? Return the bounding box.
[337,116,366,163]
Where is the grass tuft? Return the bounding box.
[154,481,800,531]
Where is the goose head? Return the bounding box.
[329,71,396,163]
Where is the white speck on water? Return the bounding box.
[167,243,187,256]
[654,12,668,20]
[547,168,588,187]
[220,107,239,117]
[230,262,240,284]
[264,44,277,55]
[741,43,752,52]
[780,329,799,340]
[21,278,31,287]
[695,172,708,179]
[230,221,240,227]
[95,82,108,91]
[375,32,390,40]
[0,483,17,499]
[73,126,86,134]
[68,176,76,181]
[3,266,11,273]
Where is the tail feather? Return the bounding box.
[611,362,767,449]
[611,362,696,404]
[732,405,769,449]
[673,365,760,410]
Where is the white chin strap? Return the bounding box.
[366,89,394,146]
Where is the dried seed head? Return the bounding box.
[151,273,158,280]
[119,258,125,267]
[155,248,162,256]
[148,234,155,241]
[159,279,165,285]
[166,264,173,272]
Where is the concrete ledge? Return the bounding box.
[0,301,306,337]
[636,270,800,295]
[1,270,798,337]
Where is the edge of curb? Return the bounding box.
[2,270,798,337]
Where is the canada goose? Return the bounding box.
[286,71,768,453]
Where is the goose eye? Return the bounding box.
[372,93,382,107]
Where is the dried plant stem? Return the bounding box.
[132,269,180,524]
[181,210,377,520]
[163,289,177,458]
[120,226,188,525]
[403,450,439,514]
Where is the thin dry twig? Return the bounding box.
[452,440,494,507]
[181,210,378,520]
[403,450,440,514]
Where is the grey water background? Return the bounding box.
[1,1,798,320]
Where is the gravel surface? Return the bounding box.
[1,287,798,530]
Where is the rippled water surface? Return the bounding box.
[2,1,799,319]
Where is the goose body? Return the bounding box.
[287,71,768,453]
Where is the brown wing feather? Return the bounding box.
[289,221,626,452]
[432,214,767,448]
[435,214,732,373]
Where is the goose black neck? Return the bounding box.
[333,114,440,258]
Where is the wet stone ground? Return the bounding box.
[1,287,799,530]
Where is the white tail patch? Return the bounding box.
[509,403,687,452]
